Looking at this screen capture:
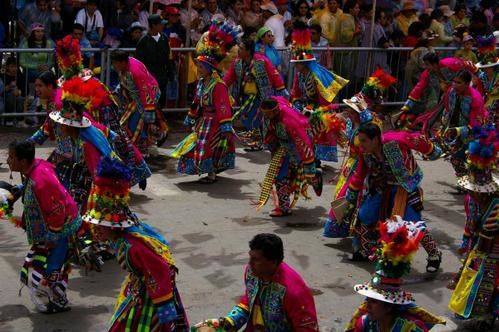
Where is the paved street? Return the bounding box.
[0,127,467,331]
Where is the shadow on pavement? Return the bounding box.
[236,150,270,165]
[175,177,254,200]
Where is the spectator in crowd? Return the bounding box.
[262,2,285,48]
[102,27,123,48]
[396,0,419,36]
[404,31,437,93]
[226,0,244,25]
[310,24,328,64]
[121,21,146,48]
[255,26,282,71]
[74,0,104,40]
[115,0,137,31]
[179,0,203,45]
[454,33,477,63]
[430,8,453,46]
[164,6,186,108]
[19,23,54,85]
[201,0,224,31]
[336,0,360,81]
[449,3,469,29]
[3,57,27,127]
[18,0,60,38]
[439,5,454,37]
[60,0,82,36]
[481,0,495,26]
[136,14,173,108]
[404,21,424,47]
[241,0,263,29]
[469,11,494,38]
[99,0,118,29]
[418,12,432,30]
[313,0,342,45]
[294,0,312,24]
[73,23,94,69]
[243,26,258,40]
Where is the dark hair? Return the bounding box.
[86,0,98,5]
[358,123,381,140]
[240,37,255,57]
[111,50,129,62]
[261,98,278,109]
[9,140,35,164]
[36,71,57,88]
[249,233,284,263]
[342,0,358,14]
[422,52,439,65]
[310,24,322,35]
[5,56,17,66]
[28,28,47,48]
[407,21,423,37]
[414,37,430,48]
[430,9,443,20]
[418,13,432,29]
[374,8,386,22]
[73,23,85,32]
[243,26,258,38]
[455,70,472,83]
[454,3,466,13]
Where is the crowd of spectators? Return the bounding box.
[0,0,498,126]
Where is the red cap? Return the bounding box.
[164,6,180,15]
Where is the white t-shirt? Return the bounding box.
[265,15,285,48]
[75,9,104,33]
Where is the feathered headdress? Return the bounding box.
[475,35,498,68]
[343,68,397,113]
[61,77,111,120]
[83,157,135,228]
[290,24,315,62]
[196,21,241,68]
[56,35,83,79]
[354,216,424,305]
[457,124,499,193]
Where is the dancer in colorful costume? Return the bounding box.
[395,54,476,130]
[31,36,151,190]
[438,70,487,179]
[290,24,349,163]
[173,21,237,183]
[343,123,443,272]
[323,68,397,238]
[346,217,446,331]
[82,158,188,331]
[448,125,498,327]
[6,140,81,313]
[194,233,319,331]
[224,37,288,150]
[111,50,168,157]
[255,97,323,217]
[474,35,499,126]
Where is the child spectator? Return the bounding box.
[3,57,28,126]
[454,33,477,63]
[19,23,54,85]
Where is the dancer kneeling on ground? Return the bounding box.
[194,233,319,331]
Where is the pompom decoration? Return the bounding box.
[61,77,112,113]
[475,35,498,68]
[466,125,498,170]
[361,68,397,102]
[290,23,316,62]
[0,190,22,228]
[56,35,83,79]
[197,21,242,68]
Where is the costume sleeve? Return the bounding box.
[403,69,430,111]
[440,57,475,73]
[452,89,486,141]
[384,131,442,160]
[223,59,237,88]
[32,164,77,233]
[348,153,367,193]
[225,267,250,329]
[263,57,285,91]
[283,283,319,331]
[286,122,316,177]
[127,238,178,323]
[213,82,233,133]
[263,123,279,153]
[30,119,53,145]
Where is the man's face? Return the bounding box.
[130,29,142,41]
[37,0,49,11]
[358,132,380,153]
[73,28,84,40]
[424,61,439,73]
[206,0,217,12]
[311,29,320,43]
[261,107,277,120]
[251,0,261,12]
[87,3,97,15]
[378,12,388,27]
[7,149,23,173]
[295,62,307,74]
[6,63,17,75]
[366,298,392,321]
[452,77,468,95]
[248,249,278,279]
[350,3,360,16]
[328,0,338,13]
[35,79,52,99]
[112,60,124,72]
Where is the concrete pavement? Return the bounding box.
[0,128,467,331]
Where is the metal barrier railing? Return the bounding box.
[0,46,459,120]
